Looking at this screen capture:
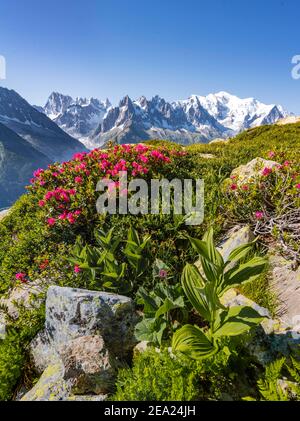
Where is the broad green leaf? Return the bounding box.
[203,228,224,269]
[221,256,267,294]
[226,241,257,264]
[172,325,218,360]
[181,264,213,320]
[135,318,167,346]
[137,287,158,314]
[214,306,264,338]
[188,237,211,262]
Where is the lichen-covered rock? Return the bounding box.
[230,157,279,184]
[45,286,138,358]
[66,394,107,401]
[30,330,61,374]
[61,335,115,394]
[21,363,71,401]
[27,286,138,400]
[0,311,5,339]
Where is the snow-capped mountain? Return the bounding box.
[38,90,289,147]
[193,91,289,133]
[91,92,288,146]
[42,92,111,147]
[0,87,87,161]
[92,94,227,146]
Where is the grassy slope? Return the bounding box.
[0,122,299,400]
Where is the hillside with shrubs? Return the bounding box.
[0,121,299,401]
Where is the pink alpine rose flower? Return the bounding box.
[255,211,264,220]
[74,265,81,273]
[75,176,83,184]
[15,272,27,282]
[262,167,272,176]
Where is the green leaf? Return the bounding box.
[155,297,184,319]
[188,237,211,262]
[188,229,224,282]
[172,325,218,360]
[213,306,264,338]
[135,318,167,346]
[181,264,213,320]
[226,240,257,264]
[203,228,224,269]
[221,257,267,294]
[137,287,158,315]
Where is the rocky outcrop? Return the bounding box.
[22,286,138,401]
[0,279,48,320]
[269,253,300,329]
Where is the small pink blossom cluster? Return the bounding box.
[262,167,273,177]
[15,272,28,283]
[150,149,171,162]
[43,187,76,204]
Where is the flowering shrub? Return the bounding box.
[223,152,300,262]
[27,144,188,231]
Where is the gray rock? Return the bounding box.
[198,153,216,159]
[61,335,115,394]
[0,208,10,221]
[218,225,255,263]
[230,157,279,184]
[45,286,138,358]
[221,289,270,318]
[20,359,108,401]
[30,330,61,374]
[27,286,138,400]
[21,363,72,401]
[66,394,107,401]
[268,253,300,328]
[0,311,6,339]
[133,340,150,355]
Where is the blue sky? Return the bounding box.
[0,0,299,112]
